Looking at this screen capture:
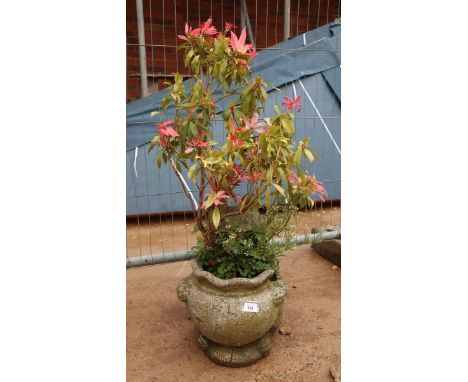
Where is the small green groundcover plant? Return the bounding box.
[150,18,326,279]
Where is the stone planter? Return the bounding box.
[177,260,288,367]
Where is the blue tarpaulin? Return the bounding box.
[126,21,340,215]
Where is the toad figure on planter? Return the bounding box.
[149,18,326,367]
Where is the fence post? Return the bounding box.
[284,0,290,40]
[240,1,246,30]
[240,0,256,48]
[136,0,149,98]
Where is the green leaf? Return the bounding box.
[160,97,171,111]
[191,55,200,72]
[241,84,253,96]
[203,157,221,165]
[222,108,231,121]
[189,122,197,137]
[241,95,250,114]
[220,60,227,74]
[156,153,162,168]
[184,49,195,67]
[212,207,221,228]
[233,108,243,123]
[148,140,156,153]
[233,152,246,167]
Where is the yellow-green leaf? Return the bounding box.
[212,207,221,228]
[150,111,160,117]
[234,152,246,167]
[272,183,285,195]
[191,55,200,72]
[185,49,194,67]
[265,188,271,209]
[304,148,314,162]
[276,167,285,180]
[267,168,273,182]
[204,192,217,209]
[281,116,295,135]
[242,95,250,113]
[188,164,197,181]
[294,148,302,165]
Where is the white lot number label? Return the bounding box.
[242,302,259,313]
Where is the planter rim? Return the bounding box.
[191,260,275,291]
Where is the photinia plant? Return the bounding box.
[149,17,326,253]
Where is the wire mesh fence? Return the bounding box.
[126,0,341,266]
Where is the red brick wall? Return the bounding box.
[127,0,340,103]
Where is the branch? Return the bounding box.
[167,156,212,244]
[196,164,214,246]
[267,211,293,241]
[198,166,206,219]
[223,182,262,219]
[214,90,240,105]
[168,157,198,215]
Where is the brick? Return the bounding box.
[126,0,340,103]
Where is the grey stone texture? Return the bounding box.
[311,225,340,234]
[312,239,341,267]
[177,261,288,367]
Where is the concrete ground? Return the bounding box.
[127,244,341,382]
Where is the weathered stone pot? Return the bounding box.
[177,260,288,367]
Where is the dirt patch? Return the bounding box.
[127,245,340,381]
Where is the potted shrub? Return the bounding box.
[149,18,326,367]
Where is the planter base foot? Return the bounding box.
[198,332,273,367]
